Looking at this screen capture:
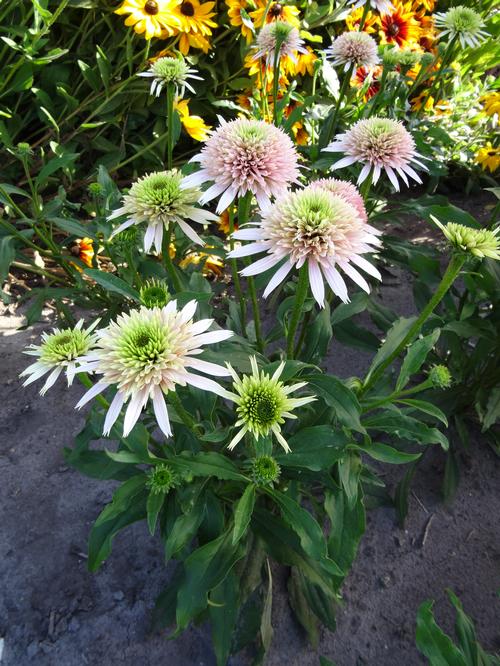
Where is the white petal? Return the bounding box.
[263,260,294,298]
[350,254,381,280]
[192,330,233,346]
[154,224,163,254]
[227,425,248,450]
[215,186,239,215]
[232,227,263,241]
[384,166,400,192]
[75,381,108,409]
[153,388,172,437]
[178,219,205,246]
[103,391,126,436]
[184,372,226,395]
[180,299,198,323]
[357,163,372,185]
[339,261,370,293]
[322,263,349,303]
[228,242,270,259]
[185,207,219,224]
[109,218,136,239]
[40,367,63,395]
[21,364,50,385]
[308,261,325,308]
[180,170,209,188]
[189,318,214,335]
[240,253,283,277]
[144,224,156,252]
[123,391,147,437]
[197,180,227,202]
[330,156,358,170]
[185,358,231,376]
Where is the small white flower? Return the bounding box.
[20,320,99,395]
[108,170,218,253]
[138,56,203,97]
[434,6,489,50]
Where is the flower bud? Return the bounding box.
[252,455,281,486]
[429,365,452,389]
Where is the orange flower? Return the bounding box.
[250,1,300,29]
[377,1,421,48]
[179,250,224,278]
[71,237,95,270]
[352,65,383,101]
[410,91,434,112]
[345,6,377,34]
[292,121,308,145]
[218,208,238,234]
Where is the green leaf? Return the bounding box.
[47,216,95,239]
[338,452,361,508]
[364,316,418,387]
[416,600,468,666]
[147,491,165,535]
[94,475,147,527]
[396,330,440,391]
[84,268,140,301]
[357,442,422,464]
[0,235,16,283]
[363,412,448,450]
[302,374,365,433]
[170,452,248,481]
[325,487,365,582]
[35,153,79,186]
[276,425,348,471]
[260,560,273,654]
[397,399,448,427]
[394,462,418,527]
[209,571,239,666]
[482,386,500,432]
[232,484,256,545]
[175,530,245,631]
[443,451,460,505]
[288,568,319,648]
[164,494,206,561]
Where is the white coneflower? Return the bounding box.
[434,6,489,49]
[325,32,379,72]
[326,117,428,191]
[75,301,232,438]
[229,184,381,307]
[222,357,316,452]
[181,118,300,213]
[20,320,99,395]
[253,20,308,67]
[310,177,368,223]
[108,170,218,253]
[138,56,202,97]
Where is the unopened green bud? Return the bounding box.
[429,365,452,389]
[147,464,178,494]
[88,182,104,197]
[432,216,500,260]
[140,279,170,309]
[16,142,33,159]
[252,455,281,486]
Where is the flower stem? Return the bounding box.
[239,193,264,352]
[168,391,201,436]
[163,224,182,293]
[361,379,433,414]
[286,263,309,359]
[358,2,370,31]
[272,50,281,125]
[323,64,353,146]
[361,253,466,394]
[423,35,459,111]
[359,171,372,203]
[166,82,175,171]
[228,206,246,331]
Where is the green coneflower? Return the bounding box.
[251,455,281,485]
[432,216,500,260]
[147,464,179,494]
[222,356,316,452]
[140,278,171,309]
[138,56,202,97]
[434,6,489,49]
[108,169,218,254]
[20,320,99,395]
[428,365,452,389]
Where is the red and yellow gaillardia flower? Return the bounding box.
[377,1,421,48]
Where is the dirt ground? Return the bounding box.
[1,191,499,665]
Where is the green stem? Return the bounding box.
[286,264,309,359]
[423,35,459,111]
[294,309,312,357]
[166,83,175,171]
[361,379,432,413]
[323,64,353,146]
[239,193,264,351]
[168,392,201,436]
[362,253,466,394]
[272,50,281,126]
[228,207,246,331]
[163,225,182,293]
[359,171,372,203]
[358,2,370,31]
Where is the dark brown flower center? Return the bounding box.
[488,150,497,156]
[144,0,159,15]
[269,3,283,18]
[181,1,195,16]
[387,20,400,36]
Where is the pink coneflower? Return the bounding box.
[253,21,308,68]
[75,301,232,438]
[326,117,428,191]
[181,117,300,212]
[325,32,379,72]
[310,177,368,223]
[228,184,381,307]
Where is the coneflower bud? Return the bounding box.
[252,455,281,485]
[147,464,179,494]
[428,365,452,389]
